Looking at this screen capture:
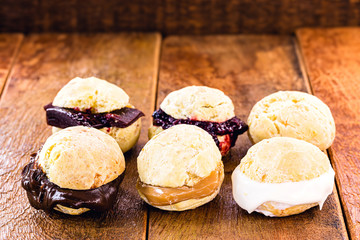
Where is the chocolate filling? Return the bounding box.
[152,109,248,147]
[44,103,144,129]
[21,153,124,213]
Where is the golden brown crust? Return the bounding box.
[53,205,90,215]
[257,201,318,217]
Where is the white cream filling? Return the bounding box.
[231,166,335,214]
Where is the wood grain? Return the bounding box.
[0,33,161,239]
[1,0,360,35]
[0,34,23,96]
[296,27,360,240]
[149,35,348,239]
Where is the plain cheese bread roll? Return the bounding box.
[247,91,335,150]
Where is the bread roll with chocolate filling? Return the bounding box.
[149,86,248,155]
[21,126,125,215]
[137,124,224,211]
[45,77,144,153]
[232,137,335,217]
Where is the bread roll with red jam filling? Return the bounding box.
[149,86,248,156]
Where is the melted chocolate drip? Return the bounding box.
[21,153,124,213]
[152,109,248,147]
[44,103,144,129]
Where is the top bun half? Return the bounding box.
[160,86,235,122]
[239,137,331,183]
[53,77,129,113]
[137,124,222,188]
[38,126,125,190]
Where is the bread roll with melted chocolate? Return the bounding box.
[149,86,248,155]
[137,124,224,211]
[232,137,335,217]
[247,91,335,150]
[21,126,125,215]
[45,77,144,153]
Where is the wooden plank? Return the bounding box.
[0,33,161,239]
[149,35,348,239]
[296,27,360,240]
[0,34,23,96]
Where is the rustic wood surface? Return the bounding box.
[297,27,360,240]
[1,0,360,35]
[149,35,348,240]
[0,34,23,95]
[0,33,161,239]
[0,31,354,239]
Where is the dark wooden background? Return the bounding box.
[1,0,360,34]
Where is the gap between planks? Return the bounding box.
[145,33,162,240]
[296,27,360,240]
[294,36,351,239]
[0,34,24,100]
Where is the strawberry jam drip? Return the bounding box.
[152,109,248,150]
[219,135,231,155]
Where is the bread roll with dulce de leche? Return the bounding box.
[137,124,224,211]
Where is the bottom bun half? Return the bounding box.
[137,166,224,211]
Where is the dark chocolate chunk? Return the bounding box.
[44,103,144,129]
[152,109,248,148]
[21,153,124,213]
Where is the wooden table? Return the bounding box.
[0,28,358,240]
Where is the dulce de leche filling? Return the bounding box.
[137,166,222,206]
